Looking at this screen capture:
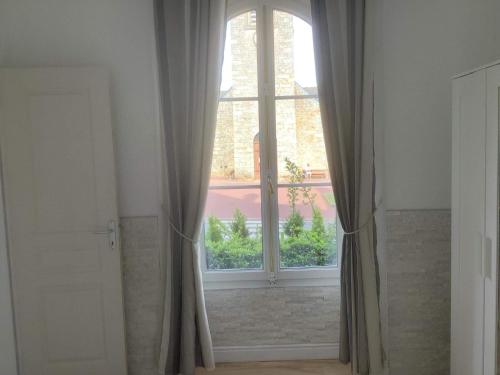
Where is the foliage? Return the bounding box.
[206,235,262,269]
[280,222,336,267]
[283,210,304,237]
[206,215,227,242]
[205,212,337,270]
[284,157,317,209]
[206,208,260,269]
[311,206,326,237]
[284,157,303,210]
[230,208,250,238]
[205,159,338,270]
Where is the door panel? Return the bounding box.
[29,92,97,232]
[42,285,106,361]
[0,68,127,375]
[451,70,486,375]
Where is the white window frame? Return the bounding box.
[202,0,342,290]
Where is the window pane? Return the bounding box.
[211,100,260,185]
[206,98,263,270]
[204,188,263,270]
[273,11,317,97]
[275,96,336,268]
[275,98,329,184]
[220,11,258,98]
[277,186,337,268]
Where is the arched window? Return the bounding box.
[203,0,339,287]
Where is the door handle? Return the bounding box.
[476,232,483,276]
[93,220,117,250]
[483,236,492,279]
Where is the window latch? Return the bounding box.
[267,175,274,195]
[268,272,277,287]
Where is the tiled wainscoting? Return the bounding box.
[385,210,451,375]
[121,216,162,375]
[118,211,452,375]
[205,286,340,361]
[119,216,341,370]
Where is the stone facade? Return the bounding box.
[294,85,327,174]
[211,11,327,180]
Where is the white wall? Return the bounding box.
[0,177,17,375]
[0,8,18,373]
[0,2,161,372]
[0,0,161,217]
[378,0,500,210]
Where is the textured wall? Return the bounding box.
[119,216,341,373]
[119,211,452,375]
[205,286,340,347]
[385,210,451,375]
[121,216,161,375]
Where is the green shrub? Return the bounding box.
[283,210,304,237]
[311,206,326,237]
[206,236,262,269]
[206,215,227,242]
[280,229,336,267]
[205,207,337,270]
[230,209,250,238]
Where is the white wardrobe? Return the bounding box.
[452,62,500,375]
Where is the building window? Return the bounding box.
[202,1,340,289]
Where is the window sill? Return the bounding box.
[202,268,340,290]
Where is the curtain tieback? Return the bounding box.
[161,204,199,244]
[343,202,381,236]
[168,219,199,244]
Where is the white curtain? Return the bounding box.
[153,1,227,374]
[311,0,384,374]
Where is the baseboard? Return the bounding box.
[213,343,339,363]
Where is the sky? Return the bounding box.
[220,14,317,92]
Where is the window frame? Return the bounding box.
[202,0,341,290]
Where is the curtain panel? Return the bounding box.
[310,0,384,374]
[153,1,227,374]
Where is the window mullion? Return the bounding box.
[256,3,273,281]
[262,4,280,282]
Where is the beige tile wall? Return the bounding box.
[385,210,451,375]
[119,211,452,375]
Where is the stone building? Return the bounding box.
[211,11,328,181]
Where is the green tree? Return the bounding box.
[311,206,326,237]
[230,208,250,238]
[283,210,304,237]
[284,157,317,208]
[284,157,302,211]
[206,215,226,242]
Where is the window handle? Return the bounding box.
[268,272,277,286]
[267,175,274,194]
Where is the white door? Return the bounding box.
[451,69,487,375]
[0,68,127,375]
